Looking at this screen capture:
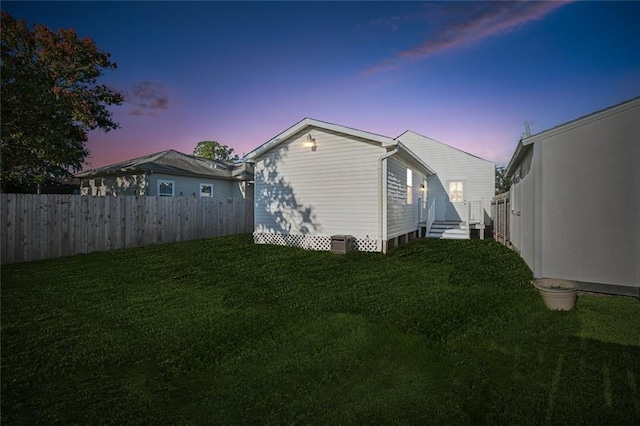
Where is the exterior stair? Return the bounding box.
[428,221,469,239]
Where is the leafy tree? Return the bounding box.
[193,140,239,162]
[495,166,511,194]
[1,12,123,192]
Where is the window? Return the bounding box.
[200,183,213,197]
[406,168,413,204]
[448,181,464,202]
[158,179,175,197]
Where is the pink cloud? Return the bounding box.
[363,1,572,75]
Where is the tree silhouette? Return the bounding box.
[1,12,123,192]
[193,140,239,162]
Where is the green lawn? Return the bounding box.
[2,235,639,424]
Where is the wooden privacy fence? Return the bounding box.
[491,192,510,246]
[1,194,254,264]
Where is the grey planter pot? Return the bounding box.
[534,278,578,311]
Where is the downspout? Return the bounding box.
[378,147,398,254]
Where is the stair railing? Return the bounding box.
[427,199,436,236]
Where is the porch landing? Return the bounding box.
[427,221,469,240]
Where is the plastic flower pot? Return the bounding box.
[533,278,578,311]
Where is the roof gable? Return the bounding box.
[246,117,396,160]
[396,130,495,164]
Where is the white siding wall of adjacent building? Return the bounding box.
[509,147,535,271]
[400,131,495,224]
[508,100,639,295]
[538,105,639,291]
[385,155,427,239]
[253,128,384,251]
[148,173,243,198]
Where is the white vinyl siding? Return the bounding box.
[539,106,638,288]
[400,131,495,224]
[386,156,426,239]
[254,128,384,240]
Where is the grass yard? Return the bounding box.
[2,235,639,424]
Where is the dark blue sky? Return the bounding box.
[4,1,640,167]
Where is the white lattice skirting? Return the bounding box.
[253,233,380,252]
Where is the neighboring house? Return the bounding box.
[505,97,639,296]
[246,118,494,253]
[77,149,254,199]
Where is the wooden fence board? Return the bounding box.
[52,195,61,258]
[60,195,70,257]
[3,194,15,263]
[16,194,25,263]
[1,194,253,264]
[0,194,6,264]
[491,192,510,247]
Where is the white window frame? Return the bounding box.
[448,180,464,203]
[199,183,213,197]
[406,168,413,204]
[157,179,175,197]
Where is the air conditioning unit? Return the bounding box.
[330,235,353,254]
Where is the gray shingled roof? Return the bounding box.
[77,149,251,181]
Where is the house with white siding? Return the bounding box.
[504,97,639,296]
[400,131,495,238]
[77,149,253,199]
[246,118,494,253]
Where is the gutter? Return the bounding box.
[378,147,398,254]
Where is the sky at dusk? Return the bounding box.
[3,1,640,169]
